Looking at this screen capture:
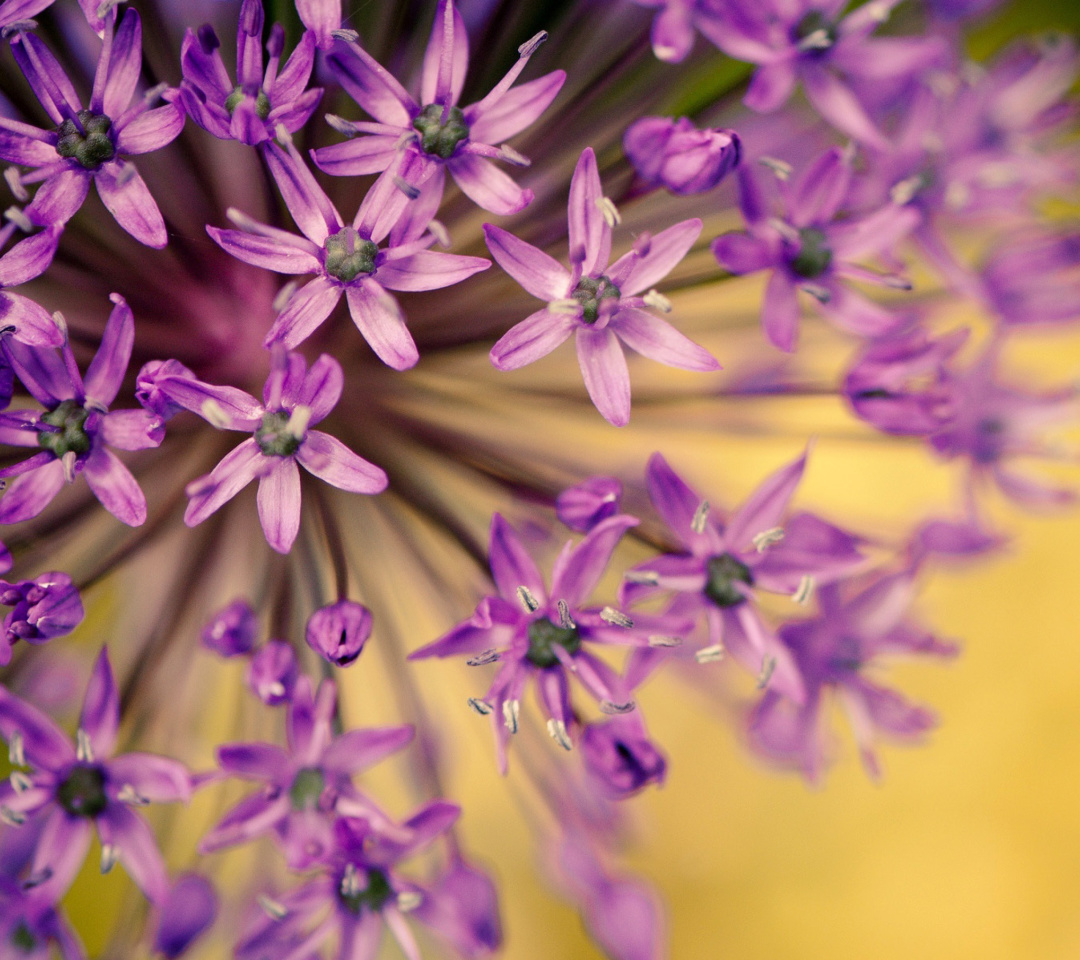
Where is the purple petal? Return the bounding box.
[265,276,343,350]
[257,457,302,554]
[802,66,888,150]
[556,476,622,533]
[645,452,723,552]
[744,60,797,112]
[0,458,65,523]
[321,724,414,774]
[25,168,91,228]
[407,596,520,659]
[567,148,610,274]
[762,271,800,352]
[376,250,490,292]
[617,219,702,296]
[208,225,322,275]
[816,284,903,338]
[313,134,401,177]
[324,42,414,126]
[30,810,92,901]
[264,142,342,245]
[247,640,298,706]
[98,9,142,118]
[84,294,134,407]
[100,409,165,451]
[107,752,192,803]
[305,599,372,667]
[115,103,184,155]
[468,70,566,144]
[447,153,533,216]
[550,513,638,607]
[199,792,289,853]
[490,307,576,370]
[830,203,920,260]
[153,874,218,959]
[151,376,263,429]
[295,354,343,424]
[789,148,851,228]
[97,802,170,903]
[482,224,570,300]
[725,451,807,554]
[612,307,719,371]
[80,647,119,758]
[0,291,63,348]
[345,281,418,370]
[488,513,546,603]
[296,430,388,494]
[576,327,630,427]
[651,2,694,62]
[83,446,147,526]
[420,0,468,107]
[184,438,265,526]
[273,30,317,102]
[0,227,60,287]
[711,232,775,274]
[0,122,58,166]
[216,742,290,781]
[0,685,74,770]
[95,160,168,248]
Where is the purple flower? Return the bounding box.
[247,640,298,706]
[556,476,623,533]
[486,148,719,426]
[621,452,865,704]
[0,10,185,247]
[200,675,415,869]
[623,117,740,195]
[148,349,387,553]
[712,149,918,351]
[180,0,321,147]
[313,0,565,215]
[413,855,502,958]
[0,571,84,666]
[0,647,191,902]
[306,600,372,667]
[979,229,1080,328]
[0,294,164,526]
[580,713,667,800]
[748,569,958,781]
[0,876,83,960]
[200,599,258,657]
[152,874,218,960]
[0,224,65,348]
[628,0,727,64]
[411,512,682,772]
[209,141,489,363]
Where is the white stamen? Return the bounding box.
[143,82,169,106]
[499,144,530,167]
[466,649,500,666]
[596,196,621,228]
[397,891,423,913]
[793,575,815,605]
[4,169,27,203]
[84,397,108,414]
[285,405,311,439]
[21,868,53,889]
[516,586,539,613]
[467,697,492,716]
[600,607,633,628]
[331,28,360,42]
[96,0,122,19]
[648,634,683,648]
[643,289,672,313]
[691,500,710,534]
[273,123,293,146]
[325,114,358,137]
[502,699,520,734]
[753,527,785,552]
[8,731,24,767]
[394,176,421,200]
[625,570,659,585]
[758,156,792,180]
[889,176,923,206]
[117,783,150,806]
[0,806,25,827]
[518,30,548,57]
[599,700,635,715]
[944,181,970,212]
[3,206,32,232]
[695,644,725,664]
[225,207,262,233]
[258,895,289,921]
[1,20,39,39]
[100,843,119,874]
[9,771,32,794]
[200,398,231,429]
[768,217,800,243]
[557,599,575,629]
[801,283,831,304]
[427,219,451,248]
[52,312,68,341]
[864,0,892,22]
[757,656,777,689]
[340,864,361,898]
[273,280,299,312]
[75,729,94,762]
[546,718,572,750]
[61,451,77,484]
[797,28,832,51]
[547,298,581,315]
[882,275,913,291]
[266,681,286,699]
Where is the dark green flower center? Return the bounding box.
[10,922,36,953]
[56,763,108,818]
[55,110,115,170]
[255,411,302,457]
[793,10,837,50]
[323,227,379,283]
[572,276,621,324]
[412,103,470,159]
[37,400,92,458]
[973,417,1005,464]
[288,767,325,811]
[789,227,832,279]
[703,553,753,608]
[224,86,271,120]
[526,616,581,668]
[339,866,394,914]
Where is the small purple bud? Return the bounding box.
[305,600,372,667]
[196,24,220,55]
[136,359,199,421]
[624,117,741,195]
[247,640,298,705]
[556,477,623,532]
[266,22,285,58]
[580,715,666,799]
[153,873,218,959]
[200,599,258,657]
[2,572,83,644]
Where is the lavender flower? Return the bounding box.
[152,874,219,960]
[200,599,258,657]
[247,640,298,706]
[0,571,83,665]
[486,148,719,426]
[1,10,184,247]
[556,476,623,533]
[0,294,163,525]
[306,599,372,667]
[580,713,667,800]
[313,0,565,215]
[0,647,191,902]
[180,0,321,147]
[623,117,741,195]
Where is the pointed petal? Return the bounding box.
[377,249,489,292]
[296,430,388,493]
[0,227,60,286]
[345,281,418,370]
[208,225,322,275]
[0,291,64,348]
[802,67,888,150]
[313,134,401,177]
[0,683,74,769]
[612,307,719,371]
[448,154,533,216]
[30,810,91,900]
[184,438,265,526]
[0,458,65,523]
[762,270,800,352]
[265,276,342,349]
[95,160,168,248]
[257,457,302,554]
[789,148,851,228]
[321,724,414,775]
[618,219,702,296]
[99,9,142,118]
[97,802,170,902]
[576,326,630,427]
[84,294,134,407]
[420,0,468,107]
[490,307,576,370]
[488,513,546,603]
[324,41,414,127]
[725,451,807,554]
[25,168,91,228]
[550,513,639,607]
[83,446,147,526]
[264,142,342,245]
[468,70,566,144]
[106,753,191,803]
[482,224,570,300]
[80,647,119,758]
[115,103,184,155]
[567,147,610,274]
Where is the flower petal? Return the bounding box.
[207,225,322,275]
[550,513,639,607]
[447,153,533,216]
[321,724,414,775]
[576,326,630,427]
[115,103,184,155]
[617,219,702,296]
[83,446,148,526]
[489,513,546,604]
[263,141,342,245]
[84,294,134,407]
[762,270,800,352]
[0,458,66,524]
[97,802,170,903]
[567,147,610,275]
[0,227,60,287]
[95,160,168,248]
[490,307,576,370]
[184,438,265,527]
[468,69,566,144]
[482,224,570,300]
[345,280,418,370]
[376,250,490,292]
[257,457,302,554]
[100,409,165,450]
[297,430,388,494]
[265,276,343,350]
[0,683,74,770]
[106,752,192,803]
[725,451,808,554]
[612,307,719,372]
[325,41,415,127]
[420,0,468,107]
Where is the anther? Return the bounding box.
[340,863,360,898]
[467,697,492,715]
[427,219,451,247]
[4,206,32,231]
[889,176,923,205]
[793,575,815,604]
[758,157,792,180]
[691,500,710,534]
[516,586,539,612]
[143,82,169,106]
[285,405,311,439]
[273,281,299,312]
[331,28,360,42]
[273,123,293,146]
[1,20,39,38]
[267,681,286,699]
[8,731,25,767]
[502,698,520,734]
[625,570,660,585]
[548,299,581,315]
[100,844,119,874]
[557,599,575,630]
[757,655,777,688]
[9,771,32,793]
[0,806,25,826]
[200,398,231,429]
[648,634,683,647]
[258,895,288,921]
[117,783,150,806]
[546,718,572,750]
[499,144,530,167]
[695,644,725,663]
[96,0,123,18]
[599,700,635,715]
[21,868,52,889]
[397,891,422,912]
[325,114,358,137]
[600,607,633,628]
[752,528,785,552]
[466,649,500,666]
[643,289,672,313]
[596,196,621,228]
[797,28,832,50]
[518,31,548,57]
[801,283,831,303]
[4,170,27,203]
[394,176,420,200]
[75,729,93,763]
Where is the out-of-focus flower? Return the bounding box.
[200,599,258,657]
[556,476,623,532]
[247,640,299,706]
[624,117,741,195]
[152,874,219,960]
[306,599,372,667]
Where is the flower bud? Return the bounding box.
[200,599,258,657]
[305,600,372,667]
[624,117,741,195]
[556,476,623,532]
[580,715,666,799]
[153,874,218,959]
[247,640,298,706]
[0,572,84,666]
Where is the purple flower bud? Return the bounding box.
[624,117,741,195]
[305,600,372,667]
[153,874,218,959]
[416,857,503,957]
[201,599,258,657]
[0,572,84,665]
[557,477,623,532]
[247,641,298,705]
[136,359,199,420]
[580,715,667,799]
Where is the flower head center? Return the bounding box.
[37,400,92,458]
[57,762,108,818]
[10,922,36,954]
[224,86,271,120]
[412,103,470,160]
[339,865,394,914]
[55,110,115,170]
[323,227,379,283]
[703,553,753,608]
[288,766,325,811]
[973,417,1005,463]
[572,276,621,324]
[256,411,302,457]
[526,616,581,668]
[788,227,833,279]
